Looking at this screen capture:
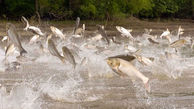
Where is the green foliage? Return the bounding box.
[79,0,96,19]
[39,0,72,19]
[5,0,34,18]
[175,0,191,18]
[0,0,193,19]
[152,0,178,17]
[128,0,153,14]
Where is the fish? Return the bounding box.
[160,28,171,43]
[134,55,153,66]
[50,26,65,39]
[73,17,80,34]
[108,55,136,62]
[147,38,159,44]
[48,38,65,63]
[29,35,40,44]
[160,28,170,39]
[1,36,8,42]
[82,24,85,35]
[89,34,102,41]
[5,44,16,57]
[21,16,45,36]
[170,39,186,52]
[6,23,27,56]
[74,24,85,36]
[106,57,150,92]
[190,39,194,49]
[46,34,53,46]
[116,26,134,40]
[97,25,109,44]
[36,41,47,53]
[111,37,122,45]
[144,28,152,34]
[3,44,17,64]
[177,26,184,39]
[124,45,137,53]
[143,34,157,39]
[170,39,186,48]
[62,46,76,68]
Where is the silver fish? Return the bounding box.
[147,38,159,44]
[48,39,65,63]
[62,46,76,68]
[73,17,80,34]
[170,39,186,48]
[97,25,109,44]
[5,44,16,57]
[6,23,27,56]
[21,16,45,36]
[190,39,194,49]
[106,57,150,92]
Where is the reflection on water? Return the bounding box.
[1,23,194,109]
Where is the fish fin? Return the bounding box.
[20,49,27,56]
[59,57,66,63]
[73,27,76,35]
[144,79,150,93]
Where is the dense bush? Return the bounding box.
[0,0,193,20]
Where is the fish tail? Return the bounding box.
[73,63,77,69]
[20,48,27,56]
[144,79,150,93]
[59,56,66,63]
[73,27,76,35]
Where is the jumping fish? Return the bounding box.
[144,28,152,35]
[190,39,194,49]
[73,17,80,34]
[97,25,109,44]
[170,39,186,48]
[160,28,171,43]
[177,26,184,39]
[50,26,65,39]
[74,24,85,36]
[116,26,134,40]
[21,16,44,36]
[29,35,40,44]
[106,57,150,92]
[134,55,153,66]
[6,23,27,56]
[89,34,102,41]
[147,38,159,44]
[62,46,76,68]
[48,38,65,63]
[1,36,8,42]
[5,44,16,57]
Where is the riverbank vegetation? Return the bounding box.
[0,0,193,20]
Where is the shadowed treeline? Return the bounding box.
[0,0,194,20]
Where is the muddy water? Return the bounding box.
[1,20,194,109]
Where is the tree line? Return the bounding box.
[0,0,194,20]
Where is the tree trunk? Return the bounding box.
[35,0,39,13]
[35,0,41,25]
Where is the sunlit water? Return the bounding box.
[1,26,194,109]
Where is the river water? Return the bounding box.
[0,20,194,109]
